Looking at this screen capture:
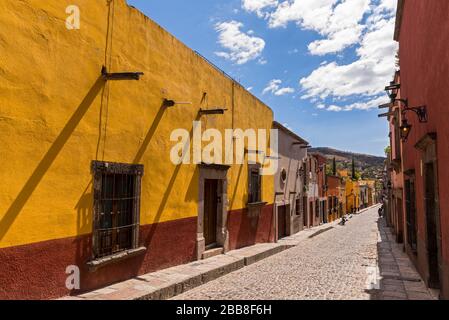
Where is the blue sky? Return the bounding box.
[127,0,397,156]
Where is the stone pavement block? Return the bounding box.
[102,287,146,300]
[381,290,408,299]
[403,282,429,293]
[381,271,401,277]
[382,295,405,300]
[58,296,85,300]
[226,243,289,266]
[407,291,434,300]
[381,284,405,292]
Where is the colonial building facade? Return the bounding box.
[0,0,276,299]
[273,122,309,239]
[382,0,449,299]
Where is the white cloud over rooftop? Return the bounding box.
[240,0,397,111]
[214,20,266,65]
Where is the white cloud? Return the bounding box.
[214,21,266,65]
[341,95,389,111]
[263,79,295,96]
[297,0,398,113]
[327,105,343,112]
[276,87,295,95]
[300,15,397,99]
[308,24,364,55]
[242,0,279,18]
[240,0,398,112]
[244,0,371,55]
[319,95,390,112]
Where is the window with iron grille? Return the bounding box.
[91,161,144,259]
[248,164,262,204]
[405,178,417,253]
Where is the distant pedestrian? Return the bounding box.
[378,206,383,218]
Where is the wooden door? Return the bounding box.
[425,163,440,288]
[278,205,287,239]
[204,179,218,247]
[397,197,404,243]
[309,202,314,227]
[303,197,308,227]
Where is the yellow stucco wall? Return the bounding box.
[345,179,360,212]
[0,0,274,248]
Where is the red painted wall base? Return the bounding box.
[227,204,275,250]
[0,217,197,300]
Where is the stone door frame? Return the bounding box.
[196,163,230,260]
[415,133,442,288]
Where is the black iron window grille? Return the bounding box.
[91,161,144,259]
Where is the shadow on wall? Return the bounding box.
[184,167,199,203]
[140,110,202,249]
[133,101,168,164]
[0,77,105,242]
[74,181,94,265]
[229,163,244,210]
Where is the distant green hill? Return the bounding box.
[309,147,386,180]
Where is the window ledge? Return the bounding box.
[87,247,147,272]
[247,201,267,208]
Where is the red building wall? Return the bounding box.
[397,0,449,298]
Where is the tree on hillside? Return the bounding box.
[332,157,337,176]
[351,157,356,180]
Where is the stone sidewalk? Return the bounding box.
[370,218,438,300]
[61,209,360,300]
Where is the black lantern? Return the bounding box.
[399,118,412,141]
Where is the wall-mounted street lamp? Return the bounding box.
[383,82,428,123]
[399,118,412,141]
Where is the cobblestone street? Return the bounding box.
[173,206,436,300]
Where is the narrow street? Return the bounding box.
[173,207,435,300]
[2,1,448,302]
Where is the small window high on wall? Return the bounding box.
[248,164,262,204]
